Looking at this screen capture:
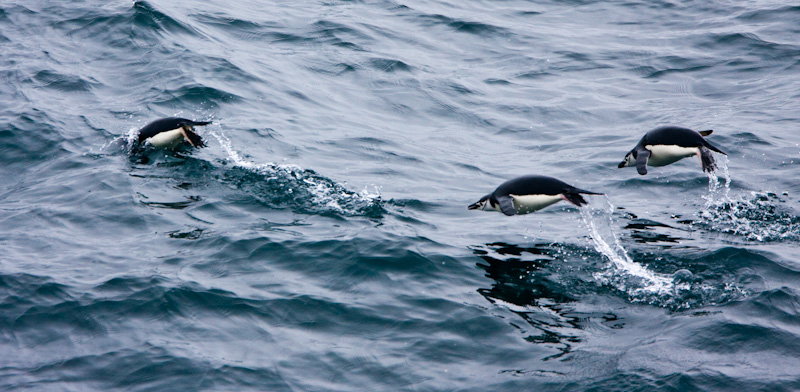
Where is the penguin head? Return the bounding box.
[468,195,491,211]
[618,149,636,168]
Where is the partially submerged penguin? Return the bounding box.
[137,117,211,149]
[468,175,603,216]
[618,126,726,175]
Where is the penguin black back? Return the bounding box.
[643,126,702,146]
[640,126,724,154]
[495,175,601,198]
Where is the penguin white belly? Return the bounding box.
[147,128,185,149]
[645,145,698,167]
[511,194,563,213]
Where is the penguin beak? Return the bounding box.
[468,202,482,210]
[617,160,626,168]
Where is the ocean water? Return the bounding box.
[1,0,799,390]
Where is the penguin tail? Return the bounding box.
[186,120,212,127]
[561,192,589,207]
[699,129,713,136]
[702,140,726,155]
[181,127,206,148]
[569,185,604,196]
[699,147,717,172]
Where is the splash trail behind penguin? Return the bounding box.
[579,195,748,310]
[579,197,674,298]
[699,154,800,242]
[208,127,383,217]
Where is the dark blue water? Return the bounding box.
[2,0,800,390]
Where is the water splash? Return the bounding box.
[92,127,141,156]
[699,155,799,242]
[698,191,800,242]
[124,127,140,151]
[704,154,731,205]
[208,127,382,216]
[580,198,748,309]
[579,197,674,298]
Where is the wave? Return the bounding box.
[132,1,199,37]
[411,12,507,37]
[147,84,242,109]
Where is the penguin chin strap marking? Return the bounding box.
[468,195,490,211]
[618,151,636,169]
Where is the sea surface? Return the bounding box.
[1,0,799,390]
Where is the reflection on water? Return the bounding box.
[624,218,684,245]
[472,242,588,360]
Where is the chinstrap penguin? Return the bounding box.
[468,175,603,216]
[137,117,211,149]
[618,126,726,175]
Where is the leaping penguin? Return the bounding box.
[137,117,211,149]
[468,175,603,216]
[618,126,726,175]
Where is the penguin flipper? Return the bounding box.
[699,129,713,136]
[497,196,516,216]
[181,127,206,148]
[699,147,717,172]
[636,149,650,175]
